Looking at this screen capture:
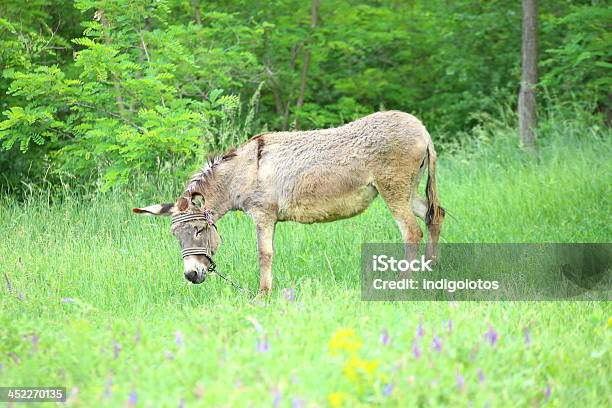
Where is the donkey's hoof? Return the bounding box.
[425,253,438,266]
[258,286,272,296]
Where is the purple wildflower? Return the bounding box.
[432,334,442,352]
[477,368,485,383]
[104,375,113,398]
[544,384,552,402]
[61,298,75,304]
[383,383,395,397]
[112,339,121,359]
[448,319,453,333]
[30,333,39,352]
[524,327,532,346]
[128,390,138,406]
[282,287,296,301]
[484,325,498,346]
[412,340,421,359]
[417,317,424,338]
[456,372,465,391]
[178,398,186,408]
[0,363,3,372]
[292,397,306,408]
[175,331,184,347]
[272,388,281,408]
[257,335,270,353]
[18,292,25,301]
[380,328,390,346]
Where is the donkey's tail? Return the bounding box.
[425,142,444,226]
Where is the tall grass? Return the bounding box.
[0,111,610,406]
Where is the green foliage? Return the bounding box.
[1,0,251,190]
[540,3,612,114]
[0,0,610,191]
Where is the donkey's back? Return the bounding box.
[256,111,433,224]
[263,110,430,161]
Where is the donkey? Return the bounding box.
[134,111,444,293]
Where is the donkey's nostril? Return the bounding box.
[184,270,198,282]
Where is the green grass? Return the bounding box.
[0,127,611,407]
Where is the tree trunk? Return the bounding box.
[191,0,202,25]
[295,0,320,129]
[518,0,538,152]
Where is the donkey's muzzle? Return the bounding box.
[183,253,213,284]
[184,269,206,284]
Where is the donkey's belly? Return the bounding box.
[279,183,378,224]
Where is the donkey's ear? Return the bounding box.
[191,194,205,209]
[132,203,176,216]
[176,190,204,212]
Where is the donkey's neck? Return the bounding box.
[194,151,256,221]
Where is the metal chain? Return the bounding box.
[210,270,254,295]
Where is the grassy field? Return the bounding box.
[1,126,611,407]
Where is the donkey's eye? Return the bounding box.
[195,226,205,236]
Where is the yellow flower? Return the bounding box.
[343,356,380,383]
[607,316,612,329]
[328,391,349,407]
[328,328,363,356]
[362,359,379,376]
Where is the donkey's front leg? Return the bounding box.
[255,219,276,293]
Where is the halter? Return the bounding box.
[171,212,217,273]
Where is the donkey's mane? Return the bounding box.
[184,150,237,197]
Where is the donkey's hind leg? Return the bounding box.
[412,196,442,263]
[377,183,423,261]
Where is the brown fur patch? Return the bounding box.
[247,132,268,168]
[160,203,174,213]
[176,196,190,212]
[248,132,269,142]
[256,136,265,166]
[222,149,237,161]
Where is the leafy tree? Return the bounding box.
[1,0,248,189]
[0,0,609,191]
[540,2,611,122]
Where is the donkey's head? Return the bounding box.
[133,198,222,284]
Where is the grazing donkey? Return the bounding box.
[134,111,444,293]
